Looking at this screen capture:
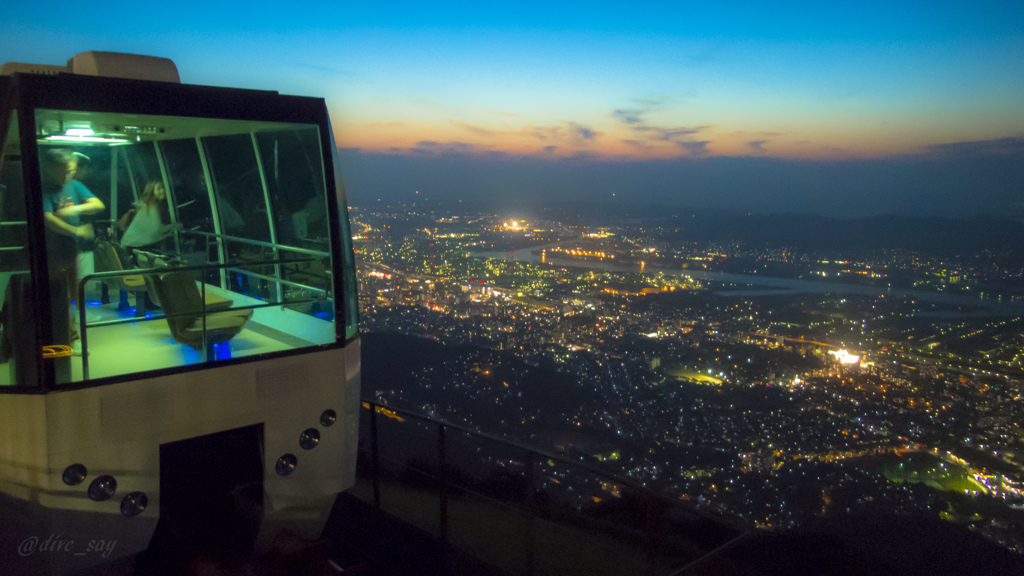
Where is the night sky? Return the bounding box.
[4,1,1022,217]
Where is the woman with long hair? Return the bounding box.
[117,180,179,248]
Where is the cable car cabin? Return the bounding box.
[0,53,360,574]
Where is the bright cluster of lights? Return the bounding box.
[547,247,614,260]
[829,349,860,364]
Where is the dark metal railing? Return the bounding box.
[358,398,750,576]
[182,228,334,305]
[182,229,331,258]
[75,257,319,379]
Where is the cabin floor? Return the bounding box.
[0,284,294,386]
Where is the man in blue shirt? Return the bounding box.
[41,149,102,243]
[40,149,105,348]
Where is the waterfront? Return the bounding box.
[472,248,1024,316]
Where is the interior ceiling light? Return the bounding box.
[42,134,130,144]
[65,128,94,136]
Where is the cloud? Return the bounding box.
[287,62,355,79]
[410,141,497,155]
[527,123,599,149]
[529,126,562,141]
[568,122,598,146]
[362,121,406,129]
[925,137,1024,158]
[748,140,767,154]
[449,120,493,137]
[609,100,710,152]
[677,141,710,156]
[542,146,559,154]
[658,127,707,140]
[631,95,673,111]
[409,140,439,154]
[574,125,597,140]
[626,124,707,140]
[611,109,644,125]
[609,96,673,128]
[621,139,652,151]
[628,123,710,149]
[821,145,850,156]
[566,150,602,160]
[724,130,784,138]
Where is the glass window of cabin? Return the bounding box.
[111,147,137,232]
[256,128,326,246]
[330,145,359,341]
[160,138,214,271]
[204,134,271,243]
[162,139,213,233]
[203,133,275,300]
[339,198,358,340]
[254,128,334,317]
[32,109,343,384]
[124,142,161,195]
[0,110,39,388]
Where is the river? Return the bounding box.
[470,248,1024,317]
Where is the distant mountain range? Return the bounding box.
[340,149,1024,221]
[356,196,1023,255]
[529,203,1024,254]
[668,213,1024,254]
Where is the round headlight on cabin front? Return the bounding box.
[320,409,337,427]
[88,475,117,501]
[120,492,148,517]
[62,463,88,486]
[275,454,297,476]
[299,428,321,450]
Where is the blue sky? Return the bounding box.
[3,1,1022,215]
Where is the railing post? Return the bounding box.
[355,400,746,576]
[370,405,380,508]
[645,494,658,576]
[437,424,449,548]
[79,280,89,380]
[525,451,537,576]
[200,280,208,362]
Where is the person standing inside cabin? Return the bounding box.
[69,152,98,283]
[115,181,178,313]
[117,180,179,250]
[41,148,104,347]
